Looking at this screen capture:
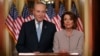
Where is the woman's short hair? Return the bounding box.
[61,11,77,29]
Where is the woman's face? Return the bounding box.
[63,14,74,29]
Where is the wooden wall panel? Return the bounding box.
[0,0,6,55]
[93,0,100,56]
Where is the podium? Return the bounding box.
[18,53,80,56]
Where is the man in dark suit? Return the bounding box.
[16,2,56,53]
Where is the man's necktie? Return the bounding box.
[37,22,41,42]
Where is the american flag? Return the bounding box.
[44,4,51,22]
[57,3,66,30]
[46,4,60,31]
[21,4,34,23]
[46,4,65,31]
[59,3,65,17]
[71,1,83,31]
[5,3,19,41]
[5,3,33,41]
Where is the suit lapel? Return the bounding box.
[31,20,38,43]
[39,20,47,42]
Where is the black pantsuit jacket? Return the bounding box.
[16,20,56,53]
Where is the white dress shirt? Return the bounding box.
[35,20,43,31]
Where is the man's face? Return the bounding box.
[33,4,46,22]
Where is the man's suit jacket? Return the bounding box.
[16,20,56,53]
